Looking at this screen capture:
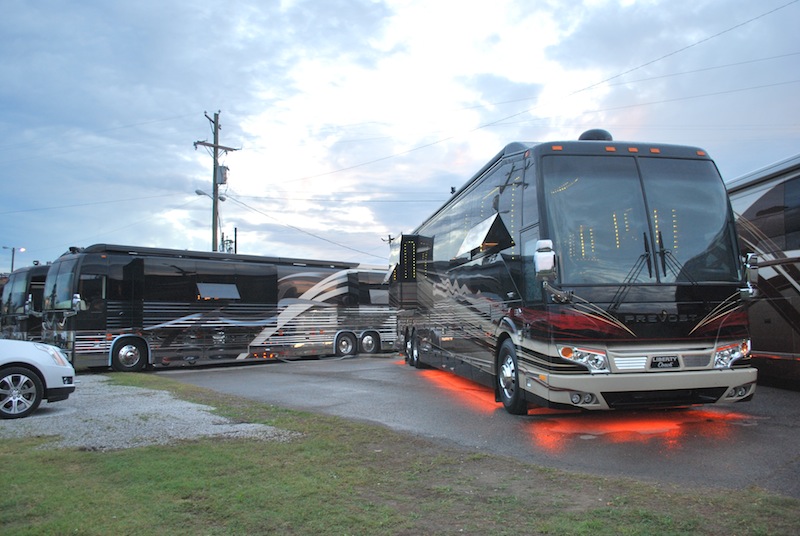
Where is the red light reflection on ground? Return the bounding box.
[527,407,751,454]
[397,361,499,414]
[418,369,499,414]
[405,362,755,453]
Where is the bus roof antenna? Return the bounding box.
[579,129,613,141]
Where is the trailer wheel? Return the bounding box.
[111,338,147,372]
[360,332,379,354]
[335,333,357,357]
[497,339,527,415]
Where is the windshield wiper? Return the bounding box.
[609,233,653,313]
[643,232,653,278]
[657,231,697,285]
[657,230,667,276]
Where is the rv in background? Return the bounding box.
[728,153,800,385]
[41,244,395,371]
[1,264,49,341]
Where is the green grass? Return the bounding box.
[1,372,798,535]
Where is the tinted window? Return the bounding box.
[543,155,652,284]
[44,259,78,310]
[1,272,27,314]
[639,158,740,283]
[144,258,197,301]
[543,155,740,285]
[420,160,522,261]
[236,263,278,304]
[784,177,800,249]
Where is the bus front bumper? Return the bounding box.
[522,368,758,410]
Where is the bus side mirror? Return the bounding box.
[534,240,557,282]
[745,253,758,286]
[72,293,87,311]
[741,253,758,300]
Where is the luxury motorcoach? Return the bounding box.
[390,129,757,413]
[41,244,395,371]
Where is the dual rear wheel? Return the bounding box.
[336,332,381,357]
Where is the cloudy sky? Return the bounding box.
[1,0,798,272]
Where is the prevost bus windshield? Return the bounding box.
[542,154,741,286]
[43,259,78,310]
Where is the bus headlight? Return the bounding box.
[714,340,750,369]
[558,346,609,373]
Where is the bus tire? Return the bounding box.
[111,338,147,372]
[497,339,527,415]
[410,334,423,369]
[360,332,380,354]
[335,333,357,357]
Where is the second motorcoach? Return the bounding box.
[390,129,757,414]
[41,244,396,371]
[1,264,49,341]
[727,153,800,384]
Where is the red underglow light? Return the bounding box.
[527,407,752,454]
[418,369,498,414]
[407,363,757,453]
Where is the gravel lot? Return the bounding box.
[0,374,299,450]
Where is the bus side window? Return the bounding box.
[522,159,537,228]
[784,176,800,249]
[79,274,105,312]
[521,227,543,303]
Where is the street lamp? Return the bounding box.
[2,246,25,272]
[195,190,226,251]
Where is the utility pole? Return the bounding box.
[194,111,239,252]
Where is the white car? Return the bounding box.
[0,339,76,419]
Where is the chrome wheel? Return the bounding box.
[360,333,379,354]
[410,336,423,369]
[499,354,516,399]
[336,333,357,356]
[0,367,43,419]
[112,339,147,372]
[497,340,527,415]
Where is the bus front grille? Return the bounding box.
[601,387,727,409]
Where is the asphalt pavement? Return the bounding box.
[158,354,800,498]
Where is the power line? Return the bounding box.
[573,0,800,94]
[603,52,800,87]
[0,194,175,216]
[231,194,446,204]
[222,194,387,261]
[267,1,799,183]
[485,80,800,128]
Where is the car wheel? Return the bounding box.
[112,339,147,372]
[0,367,44,419]
[497,340,528,415]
